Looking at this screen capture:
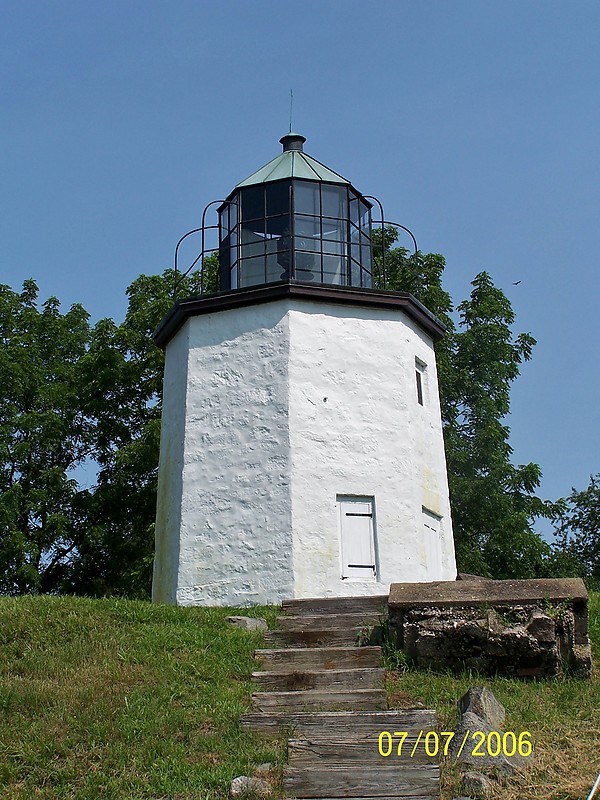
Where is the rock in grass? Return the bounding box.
[230,775,272,797]
[450,712,532,775]
[458,686,505,730]
[462,770,493,798]
[226,616,268,632]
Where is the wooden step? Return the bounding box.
[240,710,436,736]
[277,612,385,631]
[255,646,382,671]
[282,595,388,615]
[264,629,370,647]
[288,737,432,766]
[252,667,385,691]
[252,689,387,713]
[284,764,439,798]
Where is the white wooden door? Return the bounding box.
[422,507,442,577]
[339,498,376,580]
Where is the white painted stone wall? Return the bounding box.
[287,302,455,598]
[152,296,456,606]
[153,301,294,606]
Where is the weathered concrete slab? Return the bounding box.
[389,578,588,609]
[388,578,591,678]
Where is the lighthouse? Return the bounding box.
[152,133,456,606]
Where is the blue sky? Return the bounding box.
[2,0,599,516]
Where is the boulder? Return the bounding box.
[462,770,493,798]
[457,686,505,730]
[450,711,532,775]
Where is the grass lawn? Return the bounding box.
[0,596,285,799]
[0,593,598,799]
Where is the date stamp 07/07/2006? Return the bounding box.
[377,730,533,760]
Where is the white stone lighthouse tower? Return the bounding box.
[152,133,456,606]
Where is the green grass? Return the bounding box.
[0,594,598,799]
[0,596,284,800]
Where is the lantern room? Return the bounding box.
[218,133,374,291]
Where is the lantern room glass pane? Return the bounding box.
[295,250,319,277]
[219,209,228,240]
[266,252,286,282]
[294,214,320,239]
[359,201,371,231]
[265,214,289,238]
[241,217,265,241]
[240,239,265,258]
[323,239,346,255]
[241,186,264,221]
[322,185,347,218]
[295,235,319,252]
[266,181,290,217]
[349,195,359,226]
[322,217,346,241]
[322,254,345,285]
[362,243,373,272]
[239,256,266,287]
[294,181,320,215]
[229,200,237,228]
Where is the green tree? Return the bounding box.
[66,260,217,597]
[446,272,551,577]
[550,474,600,584]
[375,229,550,577]
[0,281,91,594]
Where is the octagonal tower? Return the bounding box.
[152,134,456,606]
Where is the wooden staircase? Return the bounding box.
[241,596,440,799]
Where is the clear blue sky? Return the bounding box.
[2,0,599,515]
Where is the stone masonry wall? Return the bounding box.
[388,578,592,678]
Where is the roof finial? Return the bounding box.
[289,89,293,133]
[280,132,306,152]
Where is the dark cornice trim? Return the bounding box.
[153,281,446,348]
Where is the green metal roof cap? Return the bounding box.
[236,133,350,188]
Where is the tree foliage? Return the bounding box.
[67,267,206,597]
[0,281,91,594]
[550,474,600,583]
